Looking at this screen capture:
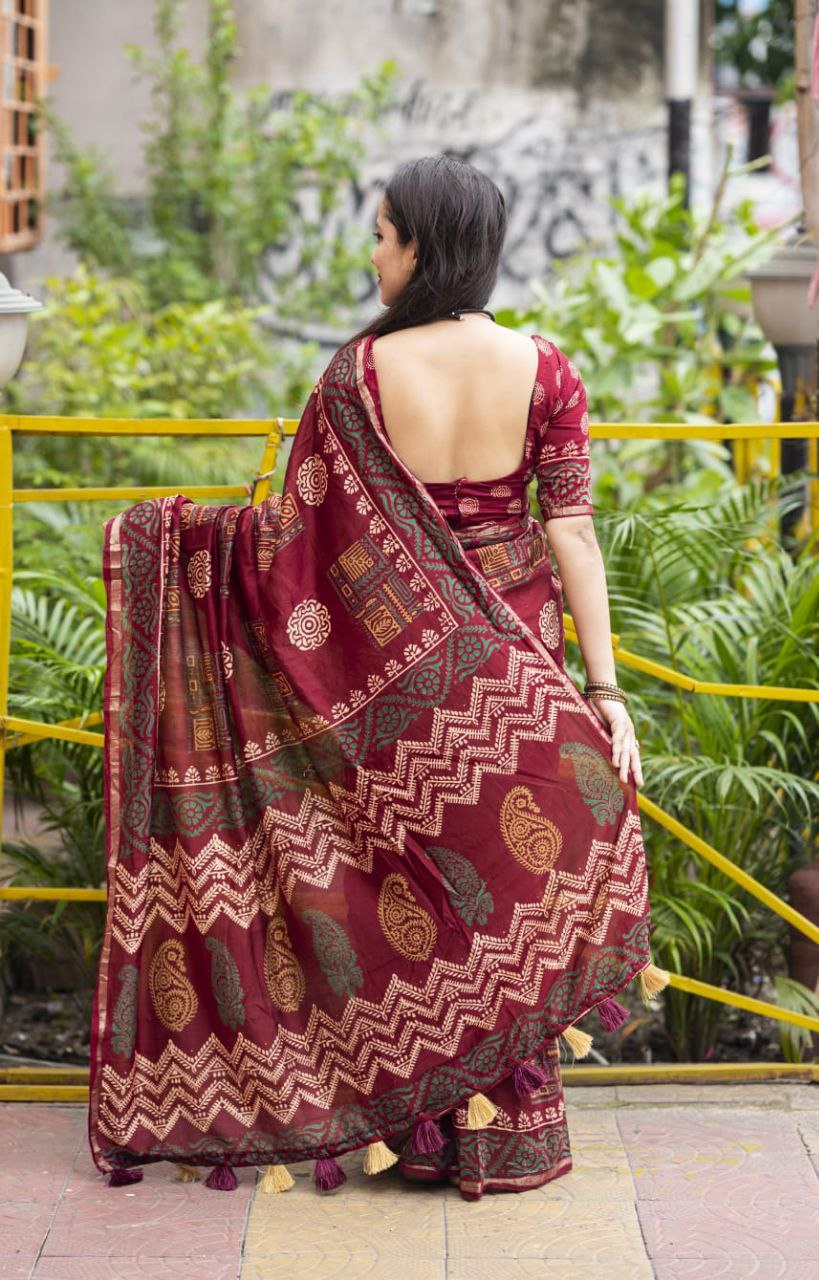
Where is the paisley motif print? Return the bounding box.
[302,909,364,997]
[426,846,495,927]
[538,599,561,649]
[499,786,563,874]
[263,915,306,1012]
[560,742,625,825]
[204,936,246,1032]
[377,872,438,960]
[148,939,198,1032]
[110,964,139,1057]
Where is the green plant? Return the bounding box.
[713,1,795,100]
[1,569,108,989]
[774,976,819,1063]
[500,164,782,439]
[41,0,395,316]
[594,488,819,1060]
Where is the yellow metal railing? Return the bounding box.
[1,413,818,1098]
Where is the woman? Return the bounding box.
[88,155,663,1202]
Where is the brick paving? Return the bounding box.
[1,1083,817,1278]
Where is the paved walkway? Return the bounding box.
[2,1083,818,1278]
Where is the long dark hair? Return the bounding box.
[347,154,507,345]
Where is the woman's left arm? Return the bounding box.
[532,342,641,788]
[543,515,642,789]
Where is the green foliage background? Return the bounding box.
[1,3,817,1063]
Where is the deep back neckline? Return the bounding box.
[363,331,543,489]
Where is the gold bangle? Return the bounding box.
[584,681,628,705]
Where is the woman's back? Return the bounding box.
[370,317,540,484]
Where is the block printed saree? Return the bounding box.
[88,333,659,1198]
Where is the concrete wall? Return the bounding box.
[13,0,669,323]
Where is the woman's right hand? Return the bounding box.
[586,697,643,788]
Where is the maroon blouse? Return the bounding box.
[374,334,594,532]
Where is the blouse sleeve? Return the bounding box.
[533,340,594,521]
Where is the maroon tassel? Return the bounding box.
[107,1166,143,1187]
[598,997,631,1032]
[411,1112,446,1155]
[314,1156,346,1191]
[513,1059,548,1098]
[205,1164,237,1191]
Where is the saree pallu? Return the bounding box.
[88,336,656,1197]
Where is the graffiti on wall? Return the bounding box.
[261,82,664,325]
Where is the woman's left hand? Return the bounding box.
[586,698,643,788]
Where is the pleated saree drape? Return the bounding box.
[88,334,661,1197]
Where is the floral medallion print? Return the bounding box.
[296,454,328,506]
[186,549,212,598]
[286,599,331,650]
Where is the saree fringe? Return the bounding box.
[640,962,671,1003]
[259,1164,295,1193]
[362,1140,399,1175]
[560,1025,594,1059]
[466,1092,498,1129]
[314,1157,346,1191]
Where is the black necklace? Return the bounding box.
[447,307,495,321]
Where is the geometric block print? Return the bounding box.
[328,532,424,647]
[184,650,231,752]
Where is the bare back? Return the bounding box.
[371,318,540,484]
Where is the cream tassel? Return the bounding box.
[639,962,670,1004]
[175,1163,201,1182]
[466,1092,498,1128]
[561,1024,593,1059]
[362,1140,399,1175]
[259,1163,295,1193]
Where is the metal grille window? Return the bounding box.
[0,0,47,252]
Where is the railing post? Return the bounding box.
[0,419,13,848]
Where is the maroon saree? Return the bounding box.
[88,332,657,1199]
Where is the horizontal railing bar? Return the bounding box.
[590,422,819,440]
[1,715,104,748]
[0,415,299,437]
[0,887,106,901]
[2,414,818,442]
[0,1085,89,1101]
[4,711,102,750]
[13,485,250,503]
